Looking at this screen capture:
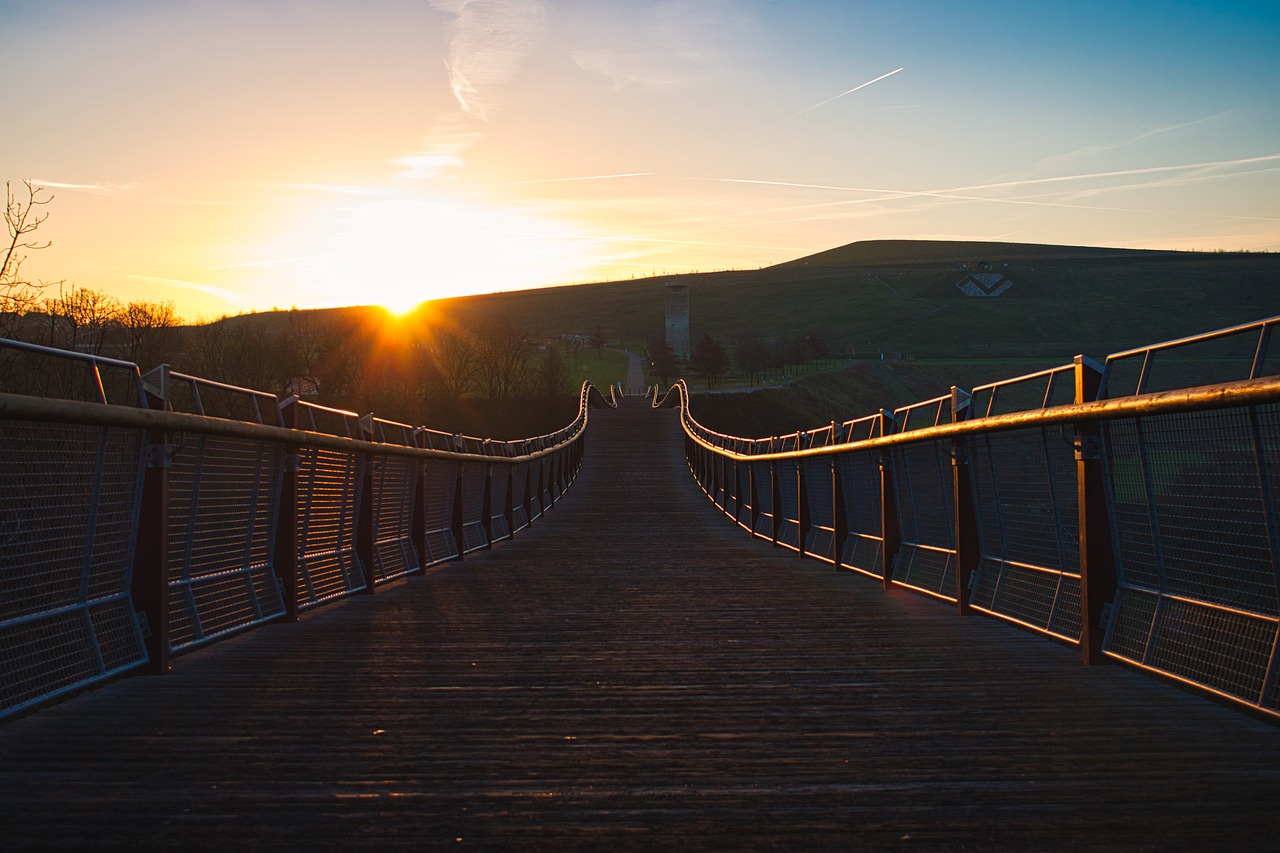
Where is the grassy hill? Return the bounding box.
[423,239,1279,362]
[200,239,1279,436]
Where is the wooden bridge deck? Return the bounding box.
[3,398,1280,850]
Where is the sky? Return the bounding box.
[3,0,1279,319]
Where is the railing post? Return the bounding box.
[879,411,900,590]
[769,457,782,546]
[134,365,171,674]
[356,415,377,592]
[952,387,978,614]
[832,455,847,571]
[796,458,809,558]
[502,462,514,539]
[409,452,427,575]
[1075,355,1115,665]
[522,458,534,529]
[481,463,494,548]
[274,398,300,620]
[748,459,761,534]
[451,462,466,559]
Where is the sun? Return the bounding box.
[317,194,600,312]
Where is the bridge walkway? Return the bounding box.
[2,398,1280,850]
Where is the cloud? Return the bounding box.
[480,172,655,187]
[571,49,690,92]
[429,0,547,121]
[31,180,134,194]
[1026,111,1237,175]
[570,0,750,93]
[112,273,246,305]
[771,68,905,126]
[394,115,485,180]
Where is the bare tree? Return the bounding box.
[180,320,289,395]
[421,327,477,400]
[474,319,535,400]
[647,334,677,387]
[588,326,607,356]
[735,333,769,384]
[122,299,183,366]
[690,333,729,388]
[536,341,571,399]
[44,285,122,355]
[2,180,55,337]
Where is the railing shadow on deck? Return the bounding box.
[655,315,1280,720]
[0,335,617,721]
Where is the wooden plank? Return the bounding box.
[2,397,1280,849]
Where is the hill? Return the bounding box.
[422,239,1278,362]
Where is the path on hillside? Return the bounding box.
[2,399,1280,850]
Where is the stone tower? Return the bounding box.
[664,280,690,359]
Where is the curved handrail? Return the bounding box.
[0,379,616,465]
[584,379,620,411]
[651,375,1280,463]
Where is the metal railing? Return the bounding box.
[0,338,613,720]
[657,316,1280,718]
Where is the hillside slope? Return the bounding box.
[428,240,1278,361]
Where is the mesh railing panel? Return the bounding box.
[460,466,491,554]
[167,434,284,651]
[1103,403,1280,709]
[0,341,143,406]
[166,374,281,425]
[421,460,460,564]
[802,457,835,561]
[296,446,365,607]
[775,464,801,550]
[0,420,148,718]
[713,455,728,511]
[527,459,545,522]
[968,425,1082,640]
[891,441,957,599]
[369,419,421,583]
[837,451,884,578]
[751,462,774,540]
[734,461,752,528]
[510,463,531,532]
[488,466,512,544]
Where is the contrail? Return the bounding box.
[482,172,655,187]
[772,67,904,126]
[112,273,245,304]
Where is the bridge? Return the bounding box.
[3,319,1280,849]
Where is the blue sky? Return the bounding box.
[3,0,1277,317]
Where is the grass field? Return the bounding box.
[571,348,629,393]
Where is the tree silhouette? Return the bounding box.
[690,333,729,387]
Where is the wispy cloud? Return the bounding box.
[481,172,655,187]
[700,154,1280,224]
[771,68,904,126]
[112,273,245,305]
[1026,111,1237,175]
[428,0,547,121]
[210,256,326,271]
[394,3,546,181]
[31,180,135,194]
[268,183,402,198]
[571,0,749,93]
[572,49,691,92]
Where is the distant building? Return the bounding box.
[665,281,690,359]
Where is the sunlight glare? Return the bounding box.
[321,195,599,312]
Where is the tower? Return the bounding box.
[664,280,690,359]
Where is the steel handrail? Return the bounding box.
[0,380,610,465]
[656,374,1280,463]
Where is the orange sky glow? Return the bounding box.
[4,1,1278,320]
